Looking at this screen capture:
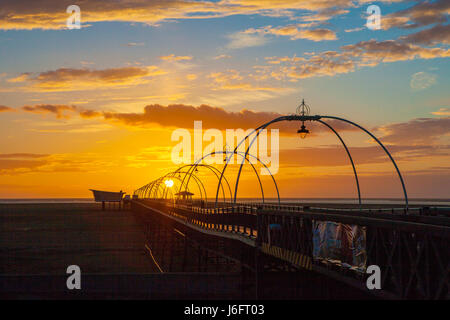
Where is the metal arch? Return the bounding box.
[143,182,153,198]
[316,119,361,208]
[225,150,280,206]
[224,114,407,212]
[175,164,230,202]
[184,149,280,207]
[162,170,206,202]
[229,117,289,206]
[145,180,158,199]
[215,116,294,207]
[175,164,232,205]
[321,115,408,211]
[183,151,266,206]
[151,171,205,202]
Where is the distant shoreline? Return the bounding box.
[0,197,449,206]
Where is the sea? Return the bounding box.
[1,198,449,206]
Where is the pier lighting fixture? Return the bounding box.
[164,179,174,188]
[297,124,309,139]
[296,99,311,139]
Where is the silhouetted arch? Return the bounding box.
[218,114,408,211]
[317,119,361,208]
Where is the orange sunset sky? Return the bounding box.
[0,0,449,199]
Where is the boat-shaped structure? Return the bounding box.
[89,189,125,203]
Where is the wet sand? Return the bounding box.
[0,203,158,275]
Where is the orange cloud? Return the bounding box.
[21,104,77,118]
[0,105,15,112]
[381,0,449,30]
[8,66,166,92]
[377,117,450,145]
[236,25,337,43]
[400,24,450,45]
[99,103,357,134]
[160,54,193,62]
[0,0,354,30]
[268,25,337,41]
[431,107,450,116]
[263,35,449,80]
[0,153,48,173]
[342,39,450,63]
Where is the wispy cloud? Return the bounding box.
[7,66,166,92]
[0,0,352,30]
[159,54,193,62]
[431,107,450,116]
[0,105,15,112]
[410,72,437,90]
[226,31,268,49]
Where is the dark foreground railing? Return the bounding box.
[133,199,449,300]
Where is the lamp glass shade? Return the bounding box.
[299,131,308,139]
[297,125,309,139]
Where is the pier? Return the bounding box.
[130,199,449,299]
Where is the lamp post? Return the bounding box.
[296,99,310,139]
[216,98,408,212]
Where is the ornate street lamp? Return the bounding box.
[296,99,310,139]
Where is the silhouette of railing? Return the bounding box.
[133,199,450,300]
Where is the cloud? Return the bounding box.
[79,109,103,118]
[265,51,355,79]
[99,103,357,134]
[377,117,450,145]
[342,39,450,63]
[400,24,450,45]
[18,104,104,120]
[226,31,268,49]
[299,7,349,22]
[0,152,121,175]
[186,74,198,81]
[294,28,337,41]
[208,69,293,92]
[8,66,166,92]
[159,54,193,62]
[262,31,449,81]
[0,105,15,112]
[235,25,337,43]
[0,153,48,173]
[0,0,354,30]
[126,42,145,47]
[381,0,449,30]
[344,27,364,33]
[21,104,77,118]
[213,54,232,60]
[267,25,337,41]
[0,153,48,159]
[431,107,450,116]
[410,72,437,90]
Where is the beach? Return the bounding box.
[0,203,157,275]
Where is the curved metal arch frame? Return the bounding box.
[151,171,206,202]
[183,150,280,208]
[160,171,206,202]
[218,114,408,211]
[317,119,361,208]
[174,163,232,205]
[321,115,408,211]
[182,151,266,206]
